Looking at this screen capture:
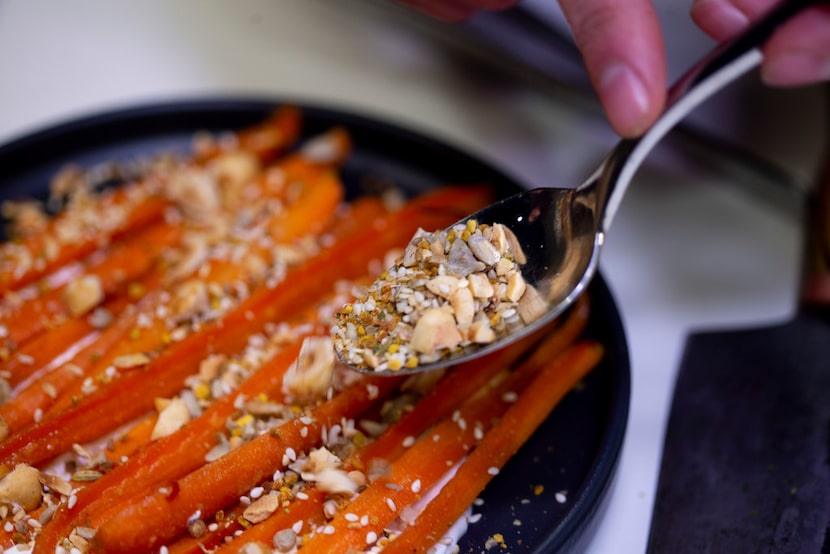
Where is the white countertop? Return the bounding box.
[0,1,824,552]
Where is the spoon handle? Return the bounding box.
[593,0,819,233]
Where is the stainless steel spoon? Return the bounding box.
[344,0,816,375]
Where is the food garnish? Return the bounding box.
[0,107,600,553]
[332,220,548,372]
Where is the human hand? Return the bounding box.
[400,0,830,138]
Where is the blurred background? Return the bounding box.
[0,1,826,552]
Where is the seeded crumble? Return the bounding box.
[332,220,548,372]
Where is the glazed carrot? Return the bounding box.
[382,341,604,554]
[194,106,302,163]
[3,305,106,389]
[351,298,590,469]
[0,284,163,436]
[268,169,344,243]
[0,185,481,467]
[207,490,329,554]
[0,107,302,299]
[298,332,570,554]
[31,338,309,554]
[0,192,169,297]
[39,172,342,420]
[90,375,404,553]
[327,194,389,238]
[103,413,158,462]
[0,221,179,349]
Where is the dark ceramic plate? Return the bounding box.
[0,98,630,553]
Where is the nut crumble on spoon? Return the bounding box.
[332,220,548,372]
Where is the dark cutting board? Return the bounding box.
[648,90,830,553]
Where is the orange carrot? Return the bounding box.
[0,193,169,297]
[382,341,603,553]
[0,221,180,349]
[195,106,302,163]
[298,330,579,554]
[31,338,308,554]
[103,413,158,462]
[0,275,166,435]
[351,298,590,470]
[0,107,302,299]
[90,375,403,553]
[0,186,492,469]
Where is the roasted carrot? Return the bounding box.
[0,107,303,299]
[382,341,604,553]
[90,375,404,553]
[0,272,166,428]
[0,221,180,350]
[296,336,566,554]
[0,185,492,468]
[103,412,158,462]
[207,490,329,554]
[194,106,302,163]
[350,299,590,470]
[31,338,309,554]
[0,192,169,298]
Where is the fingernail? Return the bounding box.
[762,52,830,87]
[599,63,652,137]
[691,0,750,38]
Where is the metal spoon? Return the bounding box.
[342,0,816,375]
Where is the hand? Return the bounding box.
[400,0,830,138]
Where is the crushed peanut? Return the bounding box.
[332,221,544,371]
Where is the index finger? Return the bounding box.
[559,0,668,137]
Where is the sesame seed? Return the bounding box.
[555,491,568,503]
[487,467,500,476]
[411,479,421,493]
[323,525,336,535]
[386,498,396,512]
[402,436,415,448]
[366,531,378,544]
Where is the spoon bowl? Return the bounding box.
[339,0,816,375]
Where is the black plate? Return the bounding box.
[0,98,630,553]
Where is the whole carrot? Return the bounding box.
[31,339,307,554]
[90,375,403,553]
[298,329,581,554]
[381,341,604,553]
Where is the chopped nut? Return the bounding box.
[409,308,462,355]
[425,275,460,299]
[282,337,335,399]
[63,275,104,317]
[0,464,42,511]
[449,287,474,326]
[467,233,501,266]
[467,273,494,299]
[111,352,150,369]
[273,528,298,552]
[238,542,272,554]
[39,473,73,497]
[469,319,496,344]
[517,284,548,325]
[208,151,260,209]
[505,271,527,303]
[167,167,221,223]
[243,493,281,524]
[170,279,210,320]
[151,397,191,440]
